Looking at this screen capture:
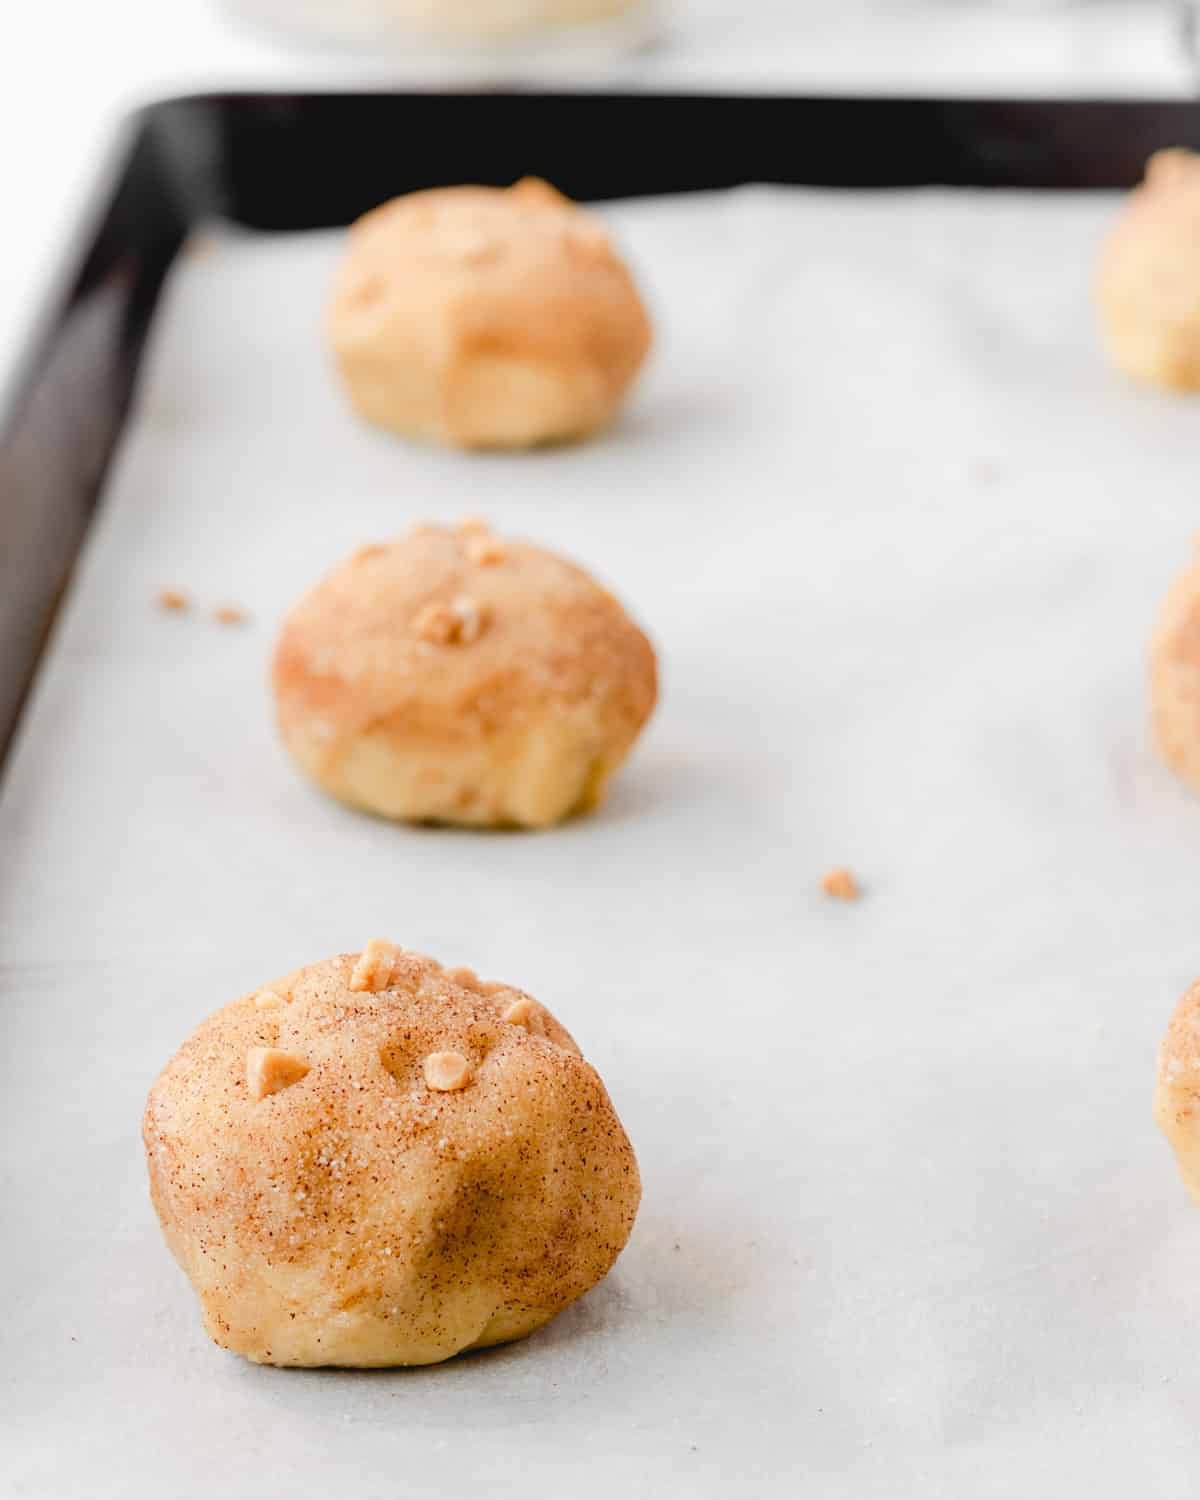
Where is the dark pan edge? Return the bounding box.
[0,108,192,781]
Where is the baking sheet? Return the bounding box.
[4,184,1200,1497]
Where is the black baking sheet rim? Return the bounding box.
[1,91,1198,781]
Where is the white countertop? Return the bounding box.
[0,0,1194,384]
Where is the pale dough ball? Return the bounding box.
[327,177,652,449]
[1096,148,1200,391]
[1154,977,1200,1203]
[1149,540,1200,793]
[272,519,658,829]
[143,944,641,1367]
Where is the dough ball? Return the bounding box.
[1096,148,1200,391]
[1149,539,1200,792]
[327,177,652,449]
[1154,977,1200,1202]
[272,519,658,828]
[143,944,641,1367]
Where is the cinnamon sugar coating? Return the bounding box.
[1156,978,1200,1203]
[272,520,657,828]
[143,947,639,1367]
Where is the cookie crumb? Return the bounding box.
[159,589,189,612]
[214,605,246,626]
[247,1047,310,1101]
[350,939,403,993]
[424,1051,474,1092]
[821,867,861,901]
[253,989,285,1010]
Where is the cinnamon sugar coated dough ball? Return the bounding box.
[326,177,652,449]
[1154,978,1200,1202]
[143,944,641,1367]
[272,520,658,828]
[1096,148,1200,390]
[1149,540,1200,792]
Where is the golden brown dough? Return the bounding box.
[1149,538,1200,793]
[1096,148,1200,390]
[272,519,658,829]
[143,945,641,1367]
[327,177,652,449]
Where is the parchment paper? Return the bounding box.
[4,186,1200,1497]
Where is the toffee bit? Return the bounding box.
[423,1051,474,1092]
[413,596,487,646]
[467,534,506,566]
[502,997,543,1034]
[247,1047,310,1101]
[350,939,402,993]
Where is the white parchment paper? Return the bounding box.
[5,186,1200,1497]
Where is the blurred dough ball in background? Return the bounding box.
[225,0,654,44]
[1155,975,1200,1206]
[272,520,658,829]
[1096,148,1200,391]
[327,178,653,450]
[1150,536,1200,793]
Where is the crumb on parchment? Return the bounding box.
[158,589,189,612]
[821,867,861,901]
